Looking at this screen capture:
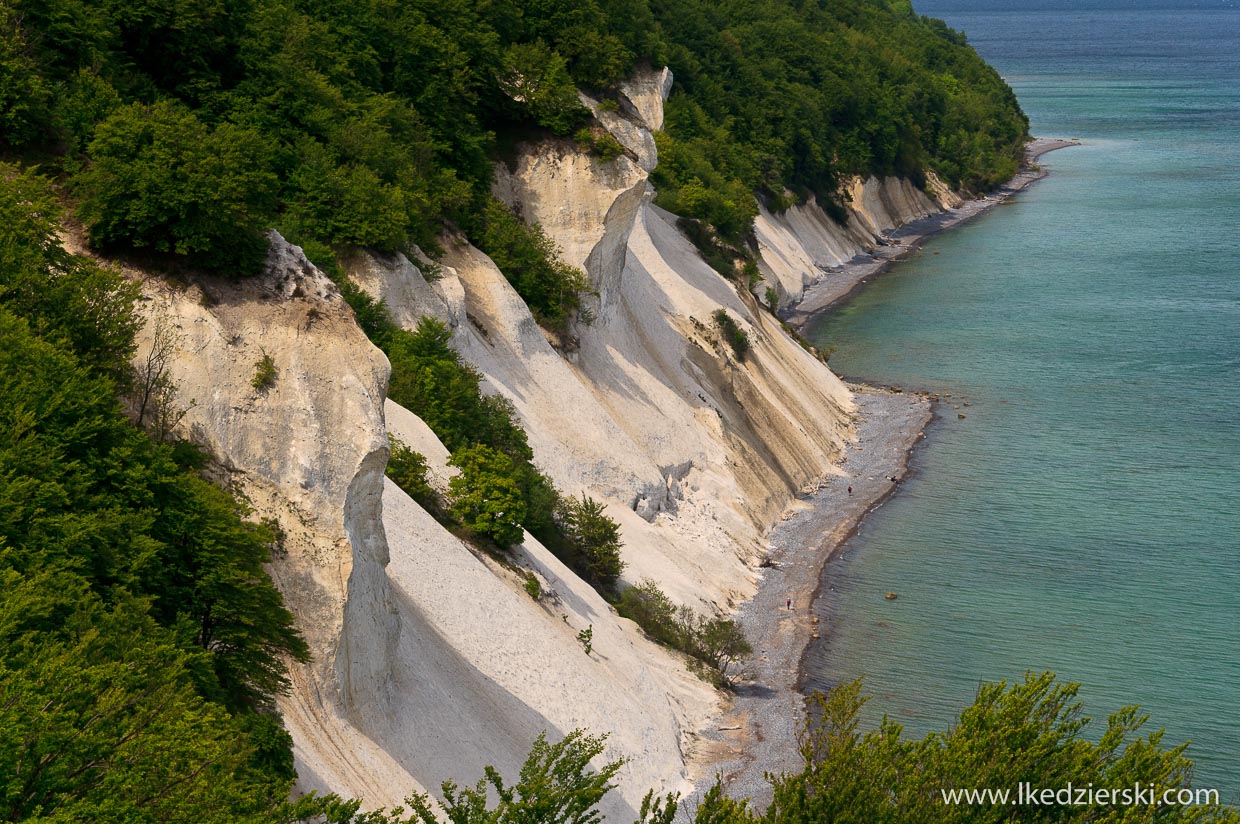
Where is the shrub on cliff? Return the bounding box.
[689,615,752,686]
[77,100,277,273]
[617,578,751,686]
[713,309,750,362]
[469,198,591,330]
[617,579,685,648]
[447,444,528,548]
[377,316,568,554]
[557,494,626,591]
[386,435,440,516]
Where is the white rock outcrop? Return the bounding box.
[127,236,425,805]
[754,175,948,306]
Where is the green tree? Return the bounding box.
[407,730,622,824]
[688,617,751,686]
[387,434,440,515]
[78,100,277,271]
[559,494,625,590]
[1,173,309,820]
[448,444,528,548]
[498,41,590,135]
[146,472,310,709]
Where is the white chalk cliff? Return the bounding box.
[128,66,958,819]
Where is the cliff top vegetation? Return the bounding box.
[2,0,1026,271]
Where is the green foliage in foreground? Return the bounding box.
[287,673,1236,823]
[1,165,308,822]
[694,672,1240,823]
[412,731,619,824]
[283,729,676,824]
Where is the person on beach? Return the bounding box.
[786,597,792,610]
[847,485,852,495]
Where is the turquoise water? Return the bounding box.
[805,0,1240,797]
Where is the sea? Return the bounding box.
[803,0,1240,798]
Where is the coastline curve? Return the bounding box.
[687,137,1078,810]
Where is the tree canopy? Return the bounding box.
[3,0,1026,273]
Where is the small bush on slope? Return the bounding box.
[713,309,750,362]
[386,435,440,516]
[361,314,577,564]
[616,579,751,686]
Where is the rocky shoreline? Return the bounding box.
[687,387,932,810]
[686,137,1078,811]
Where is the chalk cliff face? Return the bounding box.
[127,239,420,803]
[130,237,714,819]
[127,66,961,818]
[754,171,959,307]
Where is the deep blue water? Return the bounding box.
[806,0,1240,797]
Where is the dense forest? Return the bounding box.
[2,0,1027,273]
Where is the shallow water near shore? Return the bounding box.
[805,0,1240,797]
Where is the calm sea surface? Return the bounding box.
[805,0,1240,796]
